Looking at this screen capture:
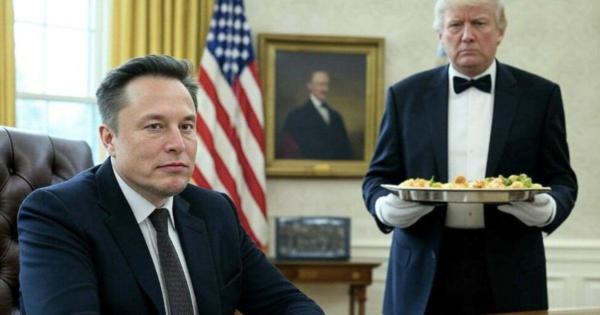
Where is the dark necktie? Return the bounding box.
[150,208,194,315]
[453,74,492,94]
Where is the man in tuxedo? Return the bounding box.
[18,55,324,315]
[362,0,577,314]
[277,70,354,160]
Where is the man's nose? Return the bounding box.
[165,128,186,152]
[461,24,475,41]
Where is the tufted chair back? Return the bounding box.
[0,127,93,315]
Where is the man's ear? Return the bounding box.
[99,124,117,157]
[497,27,505,46]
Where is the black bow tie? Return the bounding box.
[453,74,492,94]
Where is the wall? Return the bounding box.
[245,0,600,313]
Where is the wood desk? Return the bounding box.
[271,258,382,315]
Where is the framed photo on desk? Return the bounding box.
[275,216,350,260]
[258,34,384,177]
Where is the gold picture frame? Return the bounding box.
[259,34,384,177]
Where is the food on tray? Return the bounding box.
[399,174,543,189]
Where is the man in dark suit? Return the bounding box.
[18,55,324,315]
[362,0,577,314]
[277,70,354,160]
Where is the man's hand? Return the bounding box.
[497,193,556,227]
[375,193,435,228]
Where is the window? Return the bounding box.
[13,0,107,162]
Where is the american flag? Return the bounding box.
[194,0,267,249]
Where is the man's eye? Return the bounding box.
[181,123,195,132]
[475,18,491,26]
[146,123,162,130]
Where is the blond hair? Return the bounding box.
[432,0,507,33]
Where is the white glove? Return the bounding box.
[375,193,435,228]
[497,193,556,227]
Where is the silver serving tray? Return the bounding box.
[381,184,551,204]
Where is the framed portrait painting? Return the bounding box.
[258,34,384,177]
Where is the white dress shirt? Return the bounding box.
[112,161,198,315]
[310,94,330,124]
[445,61,497,228]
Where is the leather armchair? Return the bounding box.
[0,127,93,315]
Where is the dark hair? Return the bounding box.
[96,54,199,132]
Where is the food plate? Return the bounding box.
[380,184,551,204]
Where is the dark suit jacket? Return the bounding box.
[18,159,323,315]
[278,99,353,160]
[362,61,577,314]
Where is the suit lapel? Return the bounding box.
[173,196,221,314]
[486,62,521,176]
[97,160,166,315]
[424,66,450,182]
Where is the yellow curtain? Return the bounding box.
[110,0,214,69]
[0,0,16,126]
